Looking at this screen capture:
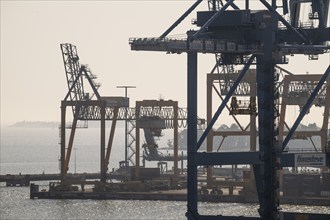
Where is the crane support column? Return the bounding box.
[206,73,214,185]
[173,102,179,177]
[60,101,66,182]
[100,101,106,182]
[105,107,119,171]
[254,11,279,220]
[186,49,198,219]
[64,113,79,175]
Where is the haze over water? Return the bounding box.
[1,125,329,219]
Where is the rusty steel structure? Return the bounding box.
[208,67,330,151]
[135,100,179,177]
[60,44,127,183]
[59,43,202,183]
[206,66,330,193]
[279,73,330,152]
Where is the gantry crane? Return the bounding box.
[129,0,330,219]
[60,43,123,183]
[59,44,203,184]
[208,66,329,156]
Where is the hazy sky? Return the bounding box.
[1,0,329,127]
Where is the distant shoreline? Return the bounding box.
[9,121,60,128]
[7,121,126,128]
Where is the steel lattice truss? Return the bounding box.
[73,105,200,129]
[213,68,328,106]
[60,44,85,102]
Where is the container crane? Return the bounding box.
[129,0,330,219]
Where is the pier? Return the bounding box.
[30,184,330,206]
[0,173,124,187]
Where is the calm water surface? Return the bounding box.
[1,126,329,219]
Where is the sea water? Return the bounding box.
[1,125,329,219]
